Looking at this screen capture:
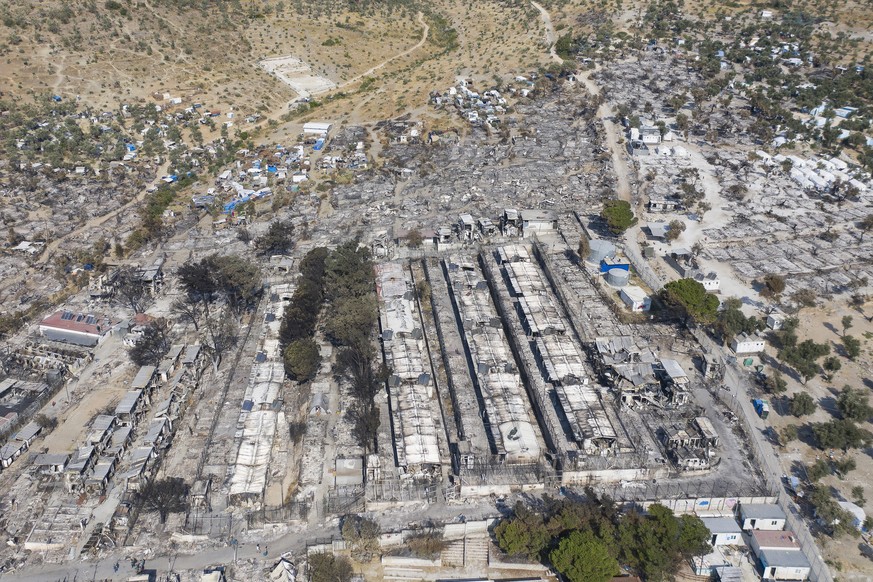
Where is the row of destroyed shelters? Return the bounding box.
[375,262,443,478]
[397,209,558,250]
[494,245,620,470]
[24,346,204,551]
[43,348,197,494]
[0,378,49,438]
[443,256,543,468]
[228,285,290,507]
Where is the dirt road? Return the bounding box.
[530,1,562,63]
[340,12,429,89]
[35,160,171,265]
[577,68,632,203]
[258,12,429,132]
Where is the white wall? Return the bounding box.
[765,565,811,580]
[712,532,742,546]
[741,517,786,531]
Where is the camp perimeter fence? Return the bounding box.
[690,327,833,582]
[620,239,664,293]
[365,478,441,505]
[591,477,774,507]
[183,499,312,537]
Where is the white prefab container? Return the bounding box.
[731,333,765,354]
[701,517,744,547]
[739,503,786,530]
[303,121,333,135]
[759,548,810,581]
[620,285,651,311]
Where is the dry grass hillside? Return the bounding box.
[0,0,423,114]
[2,0,870,123]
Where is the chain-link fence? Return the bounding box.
[364,478,440,505]
[325,487,366,514]
[620,240,664,293]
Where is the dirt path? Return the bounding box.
[35,161,171,264]
[339,12,429,89]
[531,1,562,63]
[49,52,67,94]
[255,12,428,134]
[577,68,632,203]
[141,0,186,37]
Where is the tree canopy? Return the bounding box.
[341,514,381,560]
[778,338,830,383]
[308,553,353,582]
[115,266,151,314]
[809,486,863,538]
[549,530,618,582]
[662,278,720,324]
[177,254,262,314]
[494,504,551,560]
[842,335,861,360]
[618,505,711,581]
[406,228,424,248]
[813,419,873,451]
[256,219,295,256]
[494,494,709,581]
[790,392,817,417]
[759,274,786,298]
[664,219,686,242]
[763,371,787,395]
[283,338,321,382]
[277,241,381,451]
[128,321,170,367]
[715,297,763,343]
[601,200,637,234]
[138,477,189,524]
[837,386,873,422]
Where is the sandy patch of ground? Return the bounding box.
[39,335,136,455]
[259,56,337,102]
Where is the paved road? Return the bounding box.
[576,68,657,289]
[1,499,501,581]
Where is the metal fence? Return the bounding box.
[325,487,366,514]
[184,511,237,537]
[593,476,773,505]
[365,478,440,505]
[620,239,664,293]
[184,499,312,537]
[249,501,312,527]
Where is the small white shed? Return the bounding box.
[620,285,651,312]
